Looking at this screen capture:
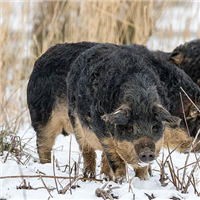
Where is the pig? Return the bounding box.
[67,43,200,181]
[27,42,200,181]
[27,42,97,163]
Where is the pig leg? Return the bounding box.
[101,137,126,182]
[134,165,150,180]
[37,104,73,164]
[37,118,63,164]
[101,152,113,180]
[74,117,96,178]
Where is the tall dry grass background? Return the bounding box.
[0,1,199,134]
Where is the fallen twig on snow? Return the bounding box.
[40,175,53,198]
[0,174,103,182]
[95,182,114,200]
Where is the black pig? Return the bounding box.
[27,42,97,163]
[67,43,200,181]
[27,42,200,181]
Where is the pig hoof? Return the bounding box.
[83,170,96,179]
[102,174,113,181]
[114,176,126,184]
[40,157,51,164]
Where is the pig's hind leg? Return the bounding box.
[37,102,73,164]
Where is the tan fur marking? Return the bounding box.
[101,137,126,180]
[82,148,96,178]
[101,152,113,179]
[163,126,193,152]
[54,99,73,134]
[134,166,150,180]
[155,138,164,157]
[74,116,103,151]
[115,136,163,179]
[37,100,73,163]
[171,52,184,65]
[73,115,102,177]
[115,140,137,165]
[197,79,200,86]
[102,138,125,167]
[116,137,163,166]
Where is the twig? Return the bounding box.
[183,161,199,193]
[180,87,200,113]
[53,153,59,193]
[178,159,200,171]
[59,176,77,194]
[166,161,182,189]
[166,161,177,189]
[55,159,61,171]
[144,193,155,200]
[0,175,103,182]
[189,174,199,195]
[192,148,200,172]
[68,135,72,195]
[40,176,53,198]
[126,164,135,200]
[75,154,82,178]
[163,142,183,166]
[181,129,200,191]
[167,144,178,188]
[156,151,168,187]
[157,143,183,187]
[95,182,114,200]
[3,136,16,163]
[179,92,190,136]
[16,179,33,190]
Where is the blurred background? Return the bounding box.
[0,1,200,134]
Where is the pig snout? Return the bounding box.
[135,139,156,164]
[139,147,155,163]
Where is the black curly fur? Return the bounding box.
[67,43,200,139]
[27,42,97,132]
[169,39,200,86]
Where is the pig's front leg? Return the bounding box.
[101,137,126,183]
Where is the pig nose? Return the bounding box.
[139,147,155,163]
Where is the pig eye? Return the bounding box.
[152,125,159,133]
[127,126,133,132]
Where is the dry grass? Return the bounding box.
[0,2,32,134]
[31,1,166,54]
[156,142,200,196]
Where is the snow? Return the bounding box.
[1,124,200,200]
[147,2,200,51]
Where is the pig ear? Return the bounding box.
[101,104,131,125]
[154,105,181,127]
[169,51,184,65]
[186,106,199,120]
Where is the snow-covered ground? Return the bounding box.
[1,124,200,200]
